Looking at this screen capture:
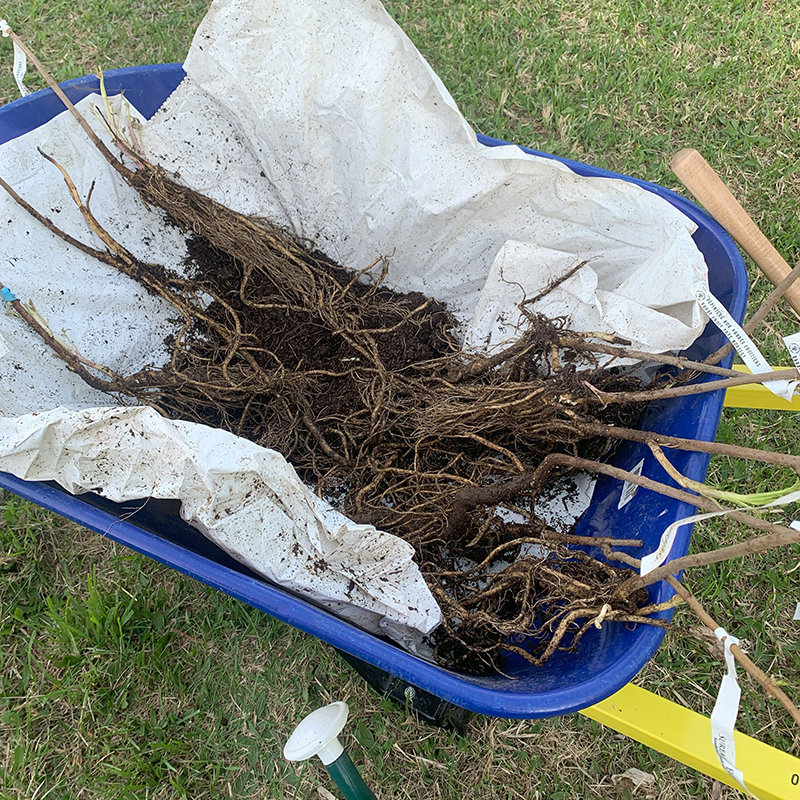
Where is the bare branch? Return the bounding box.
[666,576,800,729]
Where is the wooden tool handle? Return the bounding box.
[671,147,800,314]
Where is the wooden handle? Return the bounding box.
[671,147,800,314]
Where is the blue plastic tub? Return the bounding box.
[0,65,748,718]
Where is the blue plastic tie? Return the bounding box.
[1,287,18,302]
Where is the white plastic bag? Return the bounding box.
[0,406,440,646]
[143,0,709,354]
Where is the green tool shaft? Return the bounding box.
[325,751,378,800]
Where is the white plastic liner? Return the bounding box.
[0,0,714,647]
[0,406,439,647]
[142,0,709,355]
[0,96,187,417]
[0,95,443,646]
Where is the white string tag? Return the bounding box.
[639,509,725,575]
[642,497,800,577]
[0,20,30,97]
[710,628,757,797]
[639,522,679,575]
[693,283,797,401]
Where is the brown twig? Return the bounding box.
[0,173,122,267]
[0,279,122,391]
[647,442,708,494]
[592,368,799,404]
[2,24,133,181]
[665,575,800,729]
[37,149,139,266]
[564,338,743,378]
[575,421,800,472]
[521,260,590,306]
[535,530,643,548]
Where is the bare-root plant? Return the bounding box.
[2,24,800,724]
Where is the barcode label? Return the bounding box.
[0,22,31,97]
[694,283,797,401]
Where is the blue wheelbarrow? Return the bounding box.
[0,64,748,723]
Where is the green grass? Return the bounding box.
[2,0,800,798]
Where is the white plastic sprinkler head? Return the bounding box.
[284,701,379,800]
[284,701,349,766]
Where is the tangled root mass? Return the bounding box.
[27,158,658,673]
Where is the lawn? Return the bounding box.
[1,1,799,798]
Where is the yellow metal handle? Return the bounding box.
[724,365,800,410]
[582,683,800,799]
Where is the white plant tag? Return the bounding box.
[710,628,753,796]
[639,509,728,575]
[693,283,797,401]
[640,524,678,576]
[783,332,800,373]
[618,458,644,510]
[642,499,800,578]
[0,20,30,97]
[794,602,800,621]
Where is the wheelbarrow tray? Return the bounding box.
[0,65,748,719]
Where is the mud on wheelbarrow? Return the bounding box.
[0,64,748,723]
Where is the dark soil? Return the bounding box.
[179,233,459,438]
[152,228,650,674]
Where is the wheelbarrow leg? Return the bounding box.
[334,649,473,735]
